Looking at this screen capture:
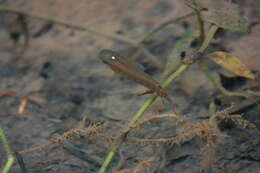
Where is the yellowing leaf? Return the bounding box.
[208,51,255,79]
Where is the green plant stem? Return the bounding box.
[183,2,204,43]
[130,64,189,125]
[199,25,218,53]
[208,101,217,117]
[251,92,260,97]
[0,128,15,173]
[161,64,189,88]
[98,64,189,173]
[195,10,205,43]
[198,61,248,98]
[129,94,157,125]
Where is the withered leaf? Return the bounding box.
[208,51,255,79]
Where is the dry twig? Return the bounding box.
[0,91,45,115]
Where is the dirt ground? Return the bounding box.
[0,0,260,173]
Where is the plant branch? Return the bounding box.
[198,60,248,98]
[184,3,205,43]
[195,9,205,42]
[198,25,218,53]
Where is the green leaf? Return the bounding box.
[162,34,194,79]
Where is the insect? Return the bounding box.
[99,49,171,102]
